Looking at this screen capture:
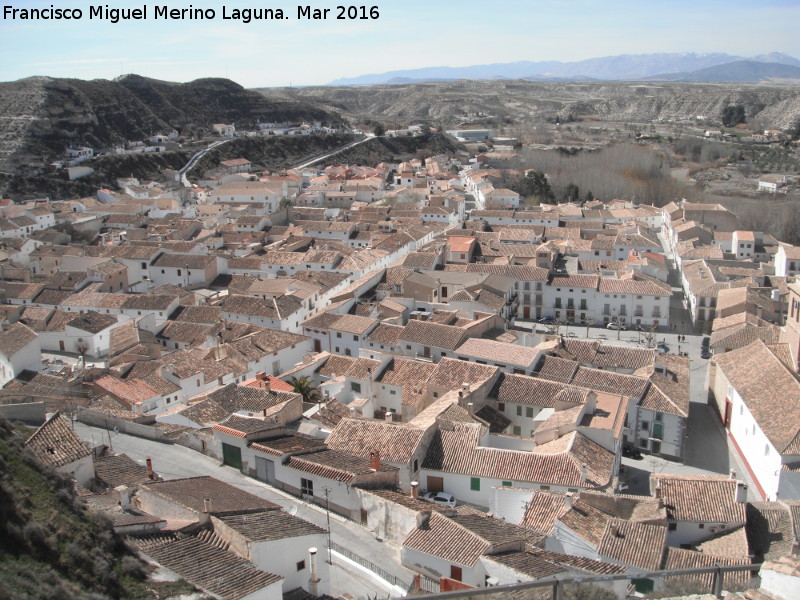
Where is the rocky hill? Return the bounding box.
[0,419,189,599]
[268,80,800,130]
[0,75,342,172]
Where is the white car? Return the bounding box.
[606,322,626,330]
[423,492,457,508]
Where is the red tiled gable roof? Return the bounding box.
[423,424,614,489]
[95,375,160,407]
[286,448,397,483]
[522,491,570,535]
[527,546,627,575]
[650,474,745,524]
[0,322,37,357]
[214,510,325,542]
[426,357,500,390]
[403,512,490,567]
[398,320,468,351]
[132,531,282,599]
[597,519,667,570]
[713,340,800,453]
[326,417,425,464]
[141,476,279,515]
[25,411,90,468]
[489,373,586,408]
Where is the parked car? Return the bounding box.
[423,492,457,508]
[657,342,670,353]
[701,348,712,359]
[606,322,626,330]
[538,316,555,324]
[701,336,710,348]
[622,442,643,460]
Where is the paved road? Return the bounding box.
[292,134,373,170]
[178,139,234,186]
[73,422,411,598]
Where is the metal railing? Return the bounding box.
[412,562,760,599]
[329,541,412,590]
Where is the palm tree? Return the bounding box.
[289,375,322,403]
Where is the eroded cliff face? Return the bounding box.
[272,81,800,129]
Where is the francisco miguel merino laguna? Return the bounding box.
[2,4,341,23]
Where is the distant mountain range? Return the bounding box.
[327,52,800,86]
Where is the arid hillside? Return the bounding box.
[266,80,800,130]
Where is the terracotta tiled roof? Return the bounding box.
[94,452,158,488]
[713,340,800,453]
[326,418,425,464]
[521,491,570,535]
[403,512,491,567]
[661,547,750,591]
[557,338,656,371]
[527,546,627,575]
[214,510,325,542]
[570,366,649,399]
[536,355,579,383]
[95,375,160,407]
[423,424,614,489]
[365,323,404,346]
[286,448,397,483]
[141,476,280,515]
[132,531,282,599]
[597,519,666,570]
[455,338,539,367]
[651,474,745,524]
[426,357,500,391]
[558,499,614,545]
[0,322,37,357]
[25,411,90,468]
[398,320,468,350]
[489,373,585,407]
[745,502,794,561]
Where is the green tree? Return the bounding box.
[721,104,746,127]
[514,170,554,203]
[289,375,322,403]
[373,123,385,137]
[561,183,580,204]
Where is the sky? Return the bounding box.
[1,0,798,88]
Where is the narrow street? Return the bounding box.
[73,422,412,599]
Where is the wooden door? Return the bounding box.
[427,475,444,493]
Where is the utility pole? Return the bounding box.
[324,487,332,564]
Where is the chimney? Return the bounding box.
[610,523,620,538]
[730,469,737,480]
[256,371,266,381]
[410,481,419,498]
[736,481,748,503]
[467,402,474,414]
[370,450,380,472]
[654,481,662,499]
[385,411,393,423]
[461,382,471,396]
[308,548,321,597]
[416,510,432,530]
[146,457,154,480]
[580,464,588,485]
[564,492,574,510]
[114,485,131,510]
[203,498,212,514]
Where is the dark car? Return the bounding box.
[538,316,555,324]
[701,348,712,359]
[622,442,643,460]
[701,336,710,348]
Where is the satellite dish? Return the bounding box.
[288,505,298,516]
